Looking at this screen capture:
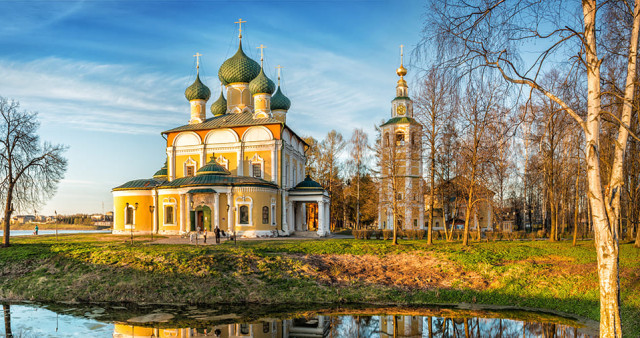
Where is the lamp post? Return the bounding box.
[149,205,155,242]
[126,202,138,245]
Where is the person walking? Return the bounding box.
[214,226,221,244]
[34,224,39,235]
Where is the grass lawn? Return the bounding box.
[0,234,638,334]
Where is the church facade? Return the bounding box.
[112,23,330,238]
[378,52,425,230]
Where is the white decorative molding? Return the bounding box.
[249,153,264,179]
[162,198,177,226]
[235,196,253,227]
[183,157,197,177]
[174,132,201,147]
[242,126,273,142]
[205,128,240,144]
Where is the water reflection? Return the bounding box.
[1,303,595,337]
[113,314,592,337]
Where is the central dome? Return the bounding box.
[218,42,261,85]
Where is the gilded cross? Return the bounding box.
[275,65,283,85]
[235,18,246,39]
[400,44,404,65]
[257,44,266,64]
[193,52,202,70]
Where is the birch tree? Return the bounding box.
[423,1,640,335]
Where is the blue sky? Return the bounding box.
[0,0,426,215]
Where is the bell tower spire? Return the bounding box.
[392,44,412,118]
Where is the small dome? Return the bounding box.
[185,74,211,101]
[196,158,231,176]
[396,64,407,77]
[270,86,291,111]
[218,42,261,84]
[293,175,323,190]
[153,161,168,179]
[249,68,276,95]
[210,90,227,116]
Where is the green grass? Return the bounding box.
[1,234,639,335]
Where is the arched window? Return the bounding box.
[384,132,390,146]
[239,206,249,224]
[125,206,134,225]
[262,206,269,224]
[396,132,405,146]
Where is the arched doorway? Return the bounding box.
[190,205,211,231]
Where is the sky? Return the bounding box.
[0,0,427,216]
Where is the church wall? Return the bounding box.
[242,150,272,180]
[113,193,154,233]
[205,151,238,175]
[158,193,181,233]
[174,155,200,178]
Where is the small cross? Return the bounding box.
[193,52,202,70]
[257,44,266,63]
[235,18,246,39]
[275,65,283,85]
[400,44,404,65]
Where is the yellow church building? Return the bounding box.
[112,21,330,238]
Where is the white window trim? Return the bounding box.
[124,205,136,229]
[183,157,197,177]
[235,196,253,227]
[250,153,264,179]
[163,198,177,226]
[216,155,229,170]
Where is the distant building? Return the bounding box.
[11,215,35,223]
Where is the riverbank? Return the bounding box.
[9,223,110,231]
[0,234,638,334]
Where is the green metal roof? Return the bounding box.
[113,179,164,191]
[197,159,231,176]
[392,96,412,102]
[291,175,324,191]
[380,116,421,127]
[163,111,282,134]
[218,41,261,84]
[210,90,227,116]
[159,174,277,189]
[249,67,276,95]
[188,188,217,194]
[185,74,211,101]
[271,86,291,111]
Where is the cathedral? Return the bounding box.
[112,21,330,238]
[378,48,425,230]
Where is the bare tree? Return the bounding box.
[414,66,457,244]
[0,97,67,248]
[318,130,346,229]
[347,128,369,230]
[423,1,640,334]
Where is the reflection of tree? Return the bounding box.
[3,304,11,338]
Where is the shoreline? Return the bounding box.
[0,234,638,334]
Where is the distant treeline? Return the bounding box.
[56,215,94,225]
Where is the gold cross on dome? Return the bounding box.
[275,65,283,84]
[400,44,404,65]
[193,52,202,70]
[257,44,266,63]
[235,18,246,39]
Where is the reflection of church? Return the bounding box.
[112,20,330,238]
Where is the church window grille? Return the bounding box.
[262,206,269,224]
[186,165,195,177]
[252,164,261,178]
[384,133,390,146]
[125,206,134,225]
[239,206,249,224]
[165,206,174,224]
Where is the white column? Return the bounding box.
[287,201,294,233]
[419,207,424,230]
[152,190,158,234]
[214,193,220,229]
[168,147,175,181]
[317,200,324,236]
[302,203,307,228]
[200,145,205,167]
[179,194,185,233]
[271,146,276,183]
[237,149,243,176]
[325,201,330,234]
[487,204,492,231]
[187,193,193,232]
[227,192,233,233]
[282,193,288,234]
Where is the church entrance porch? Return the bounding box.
[190,205,211,231]
[288,194,330,236]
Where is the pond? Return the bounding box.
[0,229,110,237]
[0,302,597,337]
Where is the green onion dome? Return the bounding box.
[218,42,261,84]
[153,161,168,179]
[270,86,291,111]
[249,67,276,95]
[196,158,231,176]
[185,74,211,101]
[210,89,227,116]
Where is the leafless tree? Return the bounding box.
[347,128,369,230]
[414,66,458,244]
[0,97,67,248]
[423,1,640,334]
[318,130,346,229]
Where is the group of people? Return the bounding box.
[189,226,226,244]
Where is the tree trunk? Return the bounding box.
[573,174,579,247]
[462,192,473,246]
[2,184,14,248]
[3,304,11,338]
[583,2,622,336]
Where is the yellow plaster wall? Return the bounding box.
[174,155,200,178]
[113,194,154,232]
[206,151,238,176]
